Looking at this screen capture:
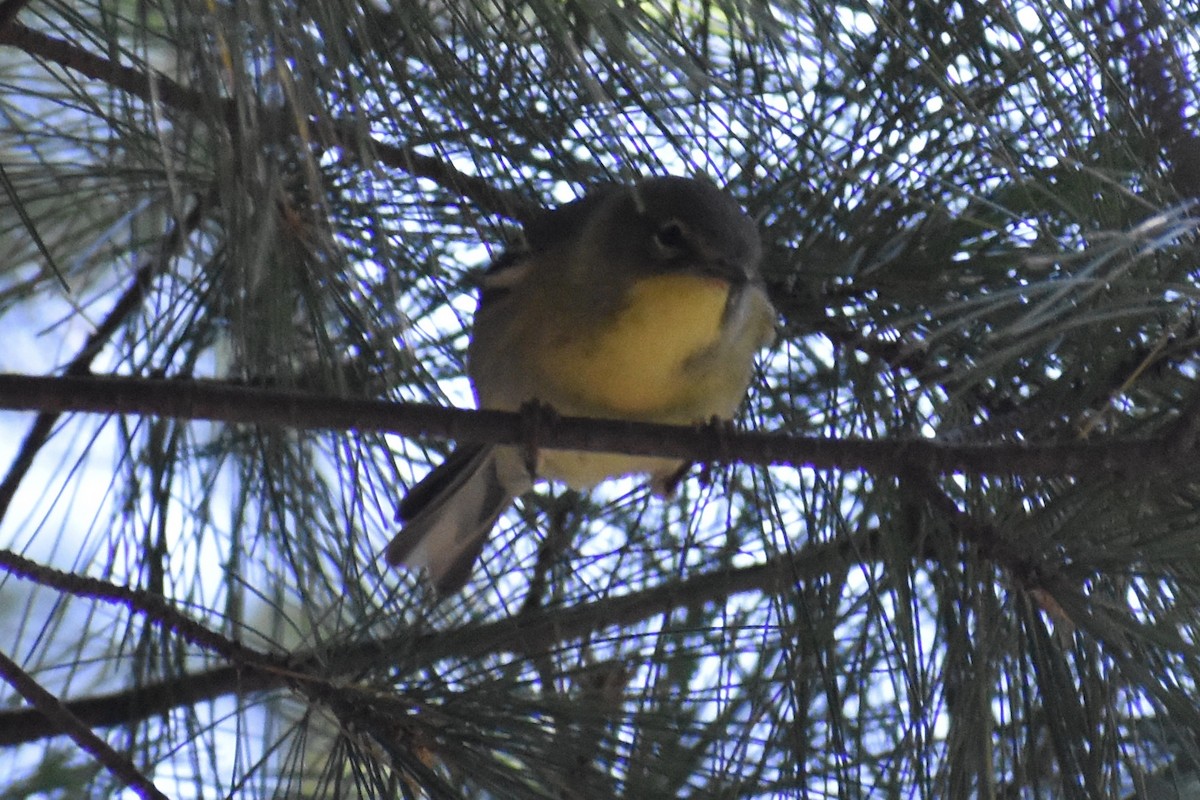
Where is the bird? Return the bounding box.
[385,175,777,594]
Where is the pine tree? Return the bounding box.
[1,1,1198,797]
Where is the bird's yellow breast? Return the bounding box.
[538,273,732,417]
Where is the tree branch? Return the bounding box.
[0,371,1181,479]
[0,546,290,674]
[0,0,31,37]
[0,529,878,746]
[0,193,211,524]
[0,22,539,224]
[0,649,168,800]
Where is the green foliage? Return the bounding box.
[1,0,1199,798]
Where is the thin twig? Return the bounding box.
[0,194,211,523]
[0,528,879,746]
[0,546,290,673]
[0,649,169,800]
[0,22,539,223]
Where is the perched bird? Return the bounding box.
[385,176,776,594]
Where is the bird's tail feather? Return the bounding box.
[385,444,516,595]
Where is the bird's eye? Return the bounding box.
[653,220,688,254]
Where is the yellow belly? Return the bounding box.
[537,274,732,418]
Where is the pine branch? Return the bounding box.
[0,371,1184,479]
[0,527,883,746]
[0,192,212,523]
[0,650,168,800]
[0,0,32,31]
[0,21,539,223]
[0,546,290,673]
